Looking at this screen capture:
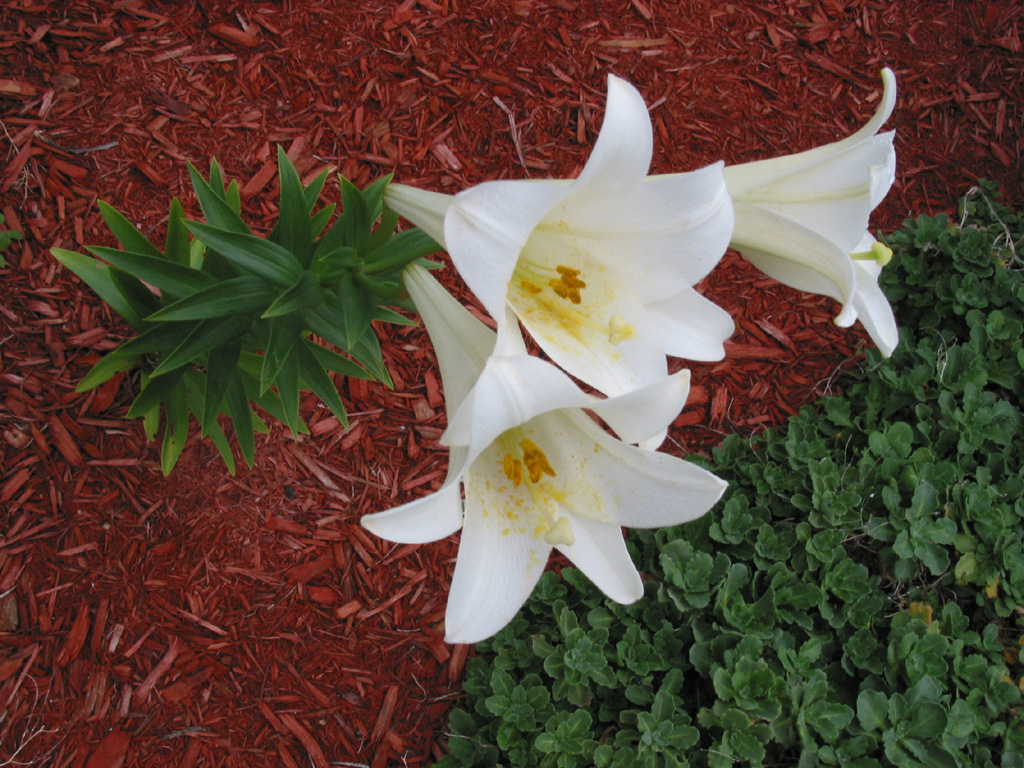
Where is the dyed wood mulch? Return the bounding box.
[1,1,1021,766]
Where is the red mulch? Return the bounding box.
[1,1,1021,766]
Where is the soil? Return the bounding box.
[1,1,1021,766]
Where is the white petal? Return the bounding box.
[589,369,692,445]
[509,246,668,396]
[446,180,570,322]
[573,74,653,194]
[731,201,857,308]
[532,410,728,529]
[403,265,496,414]
[723,68,897,199]
[555,516,643,604]
[360,446,469,544]
[853,261,899,357]
[444,460,552,644]
[384,184,453,247]
[645,286,735,361]
[557,162,734,300]
[442,351,592,454]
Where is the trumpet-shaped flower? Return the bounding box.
[361,265,727,644]
[384,75,735,398]
[722,68,899,356]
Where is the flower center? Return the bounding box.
[850,241,893,266]
[497,430,575,546]
[510,261,635,347]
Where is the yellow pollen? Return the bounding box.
[543,516,575,547]
[502,454,524,487]
[548,264,586,304]
[608,314,635,345]
[520,439,556,484]
[520,280,543,294]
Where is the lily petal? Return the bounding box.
[573,74,653,193]
[404,264,496,413]
[731,201,857,307]
[555,515,644,604]
[588,369,692,445]
[384,185,453,247]
[645,285,735,361]
[542,409,728,528]
[360,445,469,544]
[444,458,552,644]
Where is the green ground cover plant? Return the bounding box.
[436,181,1024,768]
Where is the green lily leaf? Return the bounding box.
[302,339,374,381]
[201,340,241,436]
[262,270,323,318]
[87,246,217,297]
[150,315,252,376]
[260,314,303,394]
[362,226,442,276]
[185,221,302,288]
[160,376,190,475]
[97,200,163,259]
[77,351,137,392]
[183,368,236,475]
[296,340,348,427]
[51,248,146,329]
[165,197,191,267]
[274,146,314,267]
[224,374,255,468]
[146,276,275,321]
[128,366,187,418]
[187,161,250,234]
[118,320,202,358]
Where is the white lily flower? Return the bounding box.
[722,67,899,356]
[384,74,735,397]
[361,265,728,644]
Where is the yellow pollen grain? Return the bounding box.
[502,454,523,487]
[548,264,586,304]
[608,314,635,345]
[520,280,543,294]
[520,439,556,484]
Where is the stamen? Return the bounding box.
[608,314,635,345]
[543,517,575,547]
[520,439,556,483]
[520,280,543,294]
[502,454,523,487]
[547,265,587,304]
[850,241,893,266]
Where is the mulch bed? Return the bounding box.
[1,1,1021,766]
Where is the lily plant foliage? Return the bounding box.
[362,266,728,644]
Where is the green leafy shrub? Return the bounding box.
[53,150,438,473]
[436,182,1024,767]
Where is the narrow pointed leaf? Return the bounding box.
[142,395,161,439]
[160,378,189,475]
[97,200,163,258]
[372,306,417,327]
[261,270,323,318]
[52,248,145,328]
[187,162,250,234]
[118,320,201,358]
[367,206,399,249]
[273,350,302,437]
[305,306,352,354]
[146,276,275,321]
[349,329,392,387]
[275,146,314,267]
[150,315,252,376]
[334,275,375,350]
[340,176,370,250]
[302,339,373,381]
[362,227,443,275]
[87,245,217,297]
[224,375,255,468]
[165,198,191,266]
[309,204,335,240]
[361,174,393,221]
[225,179,242,214]
[202,340,241,436]
[260,314,303,394]
[304,167,330,212]
[128,366,187,418]
[185,221,302,287]
[296,341,348,427]
[108,267,161,316]
[77,351,137,392]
